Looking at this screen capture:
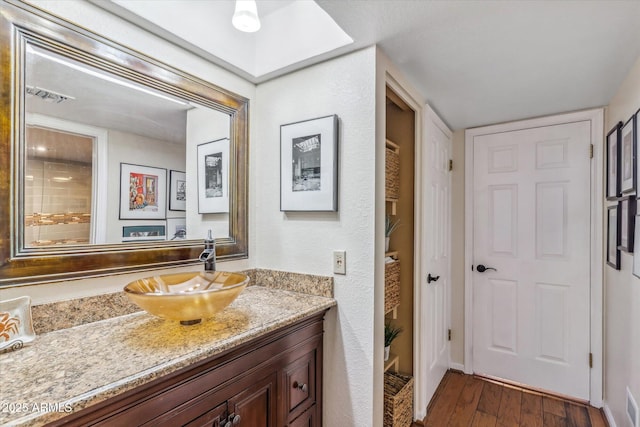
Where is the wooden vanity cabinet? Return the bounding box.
[47,312,326,427]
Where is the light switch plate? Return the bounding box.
[333,250,346,275]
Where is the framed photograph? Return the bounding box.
[606,122,622,200]
[119,163,167,220]
[607,204,621,269]
[635,109,640,199]
[621,116,636,194]
[280,114,338,211]
[633,214,640,278]
[619,197,636,252]
[122,225,166,242]
[169,170,186,211]
[166,218,187,240]
[197,138,229,213]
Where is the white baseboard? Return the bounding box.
[604,403,618,427]
[449,362,465,372]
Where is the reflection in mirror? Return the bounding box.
[24,44,231,248]
[1,0,248,285]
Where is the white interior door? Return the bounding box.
[419,105,451,410]
[471,121,592,400]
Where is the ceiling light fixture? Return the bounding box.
[232,0,261,33]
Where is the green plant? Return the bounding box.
[385,215,400,237]
[384,321,403,347]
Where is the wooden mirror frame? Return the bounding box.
[0,1,249,285]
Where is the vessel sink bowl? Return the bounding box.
[124,271,249,325]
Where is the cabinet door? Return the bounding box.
[183,402,227,427]
[227,373,277,427]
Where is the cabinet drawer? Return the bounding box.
[289,405,316,427]
[283,348,316,419]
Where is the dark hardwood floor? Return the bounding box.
[416,371,608,427]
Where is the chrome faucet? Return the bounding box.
[199,230,216,271]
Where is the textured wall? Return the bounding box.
[254,47,378,426]
[106,129,186,243]
[603,55,640,427]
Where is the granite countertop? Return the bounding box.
[0,286,336,427]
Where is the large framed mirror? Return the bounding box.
[0,0,249,285]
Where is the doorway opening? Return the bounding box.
[383,87,416,425]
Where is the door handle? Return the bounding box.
[427,273,440,283]
[476,264,497,273]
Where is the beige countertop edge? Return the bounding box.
[1,287,336,427]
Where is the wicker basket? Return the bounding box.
[385,147,400,200]
[384,372,414,427]
[384,261,400,313]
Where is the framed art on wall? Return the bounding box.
[606,122,622,200]
[166,218,186,240]
[619,197,636,253]
[280,114,339,211]
[169,170,186,211]
[122,225,166,242]
[635,108,640,198]
[119,163,167,220]
[607,204,620,269]
[633,213,640,278]
[197,138,229,214]
[621,116,636,194]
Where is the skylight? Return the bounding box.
[110,0,353,79]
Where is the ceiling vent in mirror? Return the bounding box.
[26,85,75,104]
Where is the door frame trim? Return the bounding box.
[25,113,108,244]
[385,73,427,421]
[463,108,604,406]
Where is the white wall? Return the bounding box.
[254,47,378,426]
[106,129,185,243]
[185,108,230,240]
[603,55,640,427]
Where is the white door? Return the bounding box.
[419,105,451,410]
[471,121,591,400]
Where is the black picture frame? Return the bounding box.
[607,204,621,269]
[635,108,640,200]
[169,170,186,212]
[122,225,166,242]
[280,115,339,212]
[606,122,622,200]
[621,116,636,194]
[619,197,636,253]
[197,138,230,214]
[633,213,640,278]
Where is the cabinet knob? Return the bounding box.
[232,414,241,425]
[223,421,232,427]
[293,381,308,392]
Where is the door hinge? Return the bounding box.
[449,159,453,171]
[448,329,452,341]
[590,144,594,159]
[589,353,593,368]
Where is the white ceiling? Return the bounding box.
[94,0,640,130]
[26,45,190,144]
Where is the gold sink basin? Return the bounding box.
[124,271,249,325]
